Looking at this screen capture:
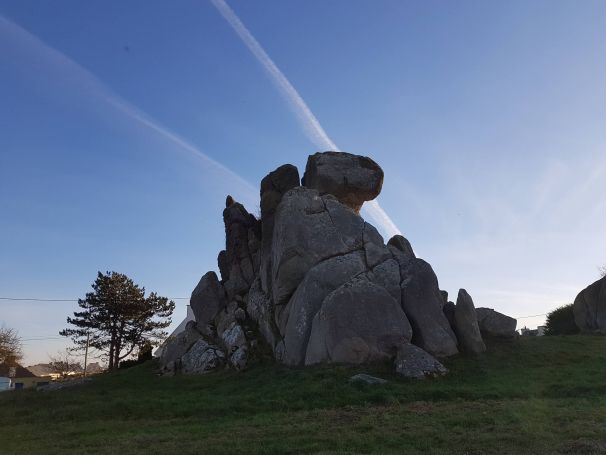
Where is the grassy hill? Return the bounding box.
[2,336,606,454]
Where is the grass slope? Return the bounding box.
[1,336,606,454]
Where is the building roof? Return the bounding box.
[0,363,38,378]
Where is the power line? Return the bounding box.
[1,298,547,319]
[515,313,547,319]
[0,296,189,302]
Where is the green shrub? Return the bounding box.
[545,303,579,335]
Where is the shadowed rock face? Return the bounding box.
[190,272,226,334]
[160,151,514,378]
[259,164,300,294]
[573,276,606,334]
[302,151,383,213]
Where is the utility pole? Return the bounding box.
[83,332,90,378]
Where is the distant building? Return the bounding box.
[0,363,50,390]
[520,325,546,337]
[154,305,195,358]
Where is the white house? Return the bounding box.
[154,305,195,357]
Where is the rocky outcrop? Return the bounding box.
[573,276,606,334]
[475,308,517,338]
[454,289,486,354]
[160,151,515,379]
[302,151,383,213]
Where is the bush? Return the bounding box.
[545,304,579,336]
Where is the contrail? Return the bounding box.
[211,0,402,238]
[0,14,256,206]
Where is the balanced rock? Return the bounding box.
[573,275,606,334]
[454,289,486,353]
[302,151,383,213]
[475,308,517,338]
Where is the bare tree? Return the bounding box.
[48,350,83,379]
[0,325,23,365]
[600,265,606,278]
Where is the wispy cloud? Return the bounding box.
[210,0,401,239]
[0,14,256,204]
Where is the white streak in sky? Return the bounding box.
[210,0,402,239]
[0,14,256,202]
[210,0,338,152]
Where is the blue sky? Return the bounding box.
[1,0,605,365]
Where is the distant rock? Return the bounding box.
[454,289,486,354]
[349,374,387,385]
[573,275,606,334]
[302,151,383,213]
[475,308,517,338]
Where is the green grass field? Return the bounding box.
[2,336,606,454]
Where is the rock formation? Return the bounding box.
[160,151,517,378]
[573,275,606,334]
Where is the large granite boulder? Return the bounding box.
[399,257,459,357]
[280,251,367,366]
[475,308,517,338]
[454,289,486,354]
[190,271,226,332]
[573,276,606,334]
[305,278,412,365]
[271,187,364,306]
[301,151,384,213]
[259,164,300,293]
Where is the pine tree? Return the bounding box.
[60,271,175,370]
